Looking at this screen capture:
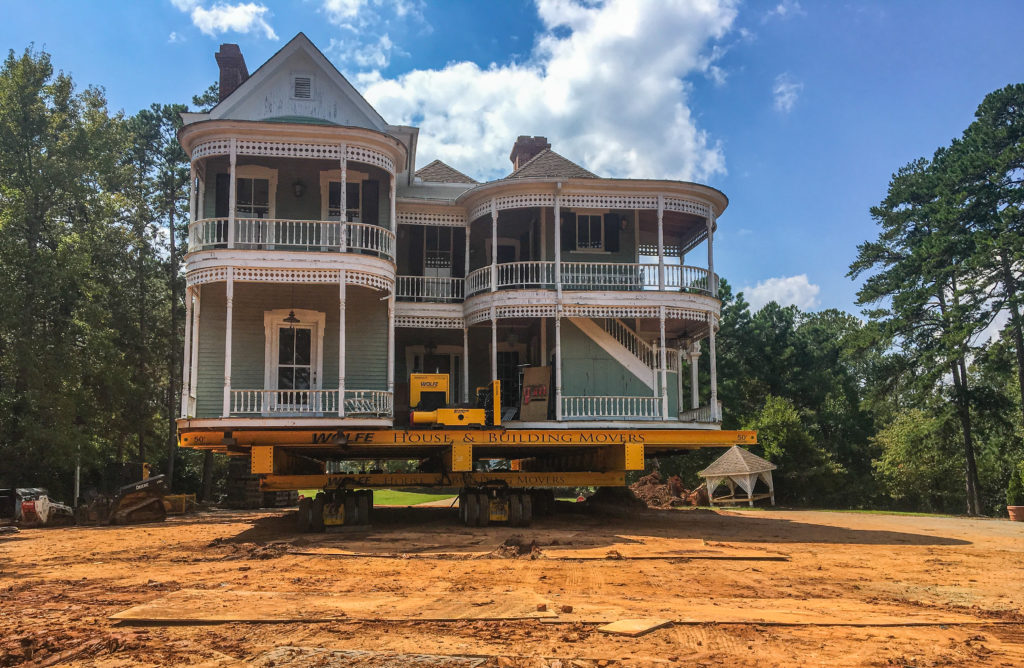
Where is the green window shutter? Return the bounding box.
[603,213,620,253]
[560,211,576,252]
[363,179,380,226]
[215,173,230,218]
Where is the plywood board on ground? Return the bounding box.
[597,618,673,636]
[111,589,557,623]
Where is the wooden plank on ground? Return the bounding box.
[598,618,673,636]
[111,589,557,623]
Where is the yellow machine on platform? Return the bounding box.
[409,374,501,427]
[178,372,758,531]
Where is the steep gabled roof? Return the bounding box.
[202,33,389,132]
[699,446,777,477]
[504,149,598,180]
[416,159,478,184]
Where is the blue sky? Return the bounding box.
[2,1,1022,314]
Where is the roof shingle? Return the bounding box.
[698,446,777,477]
[504,149,598,180]
[415,159,478,184]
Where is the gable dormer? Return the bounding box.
[187,33,389,133]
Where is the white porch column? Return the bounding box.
[338,272,346,417]
[197,173,205,223]
[490,198,498,292]
[227,138,236,248]
[490,306,498,381]
[180,287,193,417]
[555,313,563,420]
[657,194,665,291]
[540,207,547,261]
[222,270,234,417]
[554,191,562,300]
[189,164,197,224]
[387,293,395,401]
[659,306,668,421]
[462,326,469,404]
[464,220,471,281]
[389,173,397,232]
[689,341,700,410]
[707,212,716,297]
[540,318,548,366]
[676,347,684,418]
[708,315,719,420]
[339,143,347,220]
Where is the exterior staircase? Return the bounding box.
[568,317,663,390]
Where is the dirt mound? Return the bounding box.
[484,536,544,559]
[629,472,708,509]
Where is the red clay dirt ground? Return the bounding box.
[1,504,1023,666]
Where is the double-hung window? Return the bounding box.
[576,214,604,251]
[236,177,270,219]
[327,181,361,222]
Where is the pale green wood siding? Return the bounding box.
[561,319,651,397]
[193,282,387,417]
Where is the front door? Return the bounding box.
[274,324,318,411]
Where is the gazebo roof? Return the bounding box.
[699,446,777,477]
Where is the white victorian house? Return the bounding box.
[177,33,726,433]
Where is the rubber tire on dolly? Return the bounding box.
[476,492,490,527]
[297,497,312,533]
[311,493,326,533]
[464,491,478,527]
[356,490,371,525]
[458,491,467,524]
[520,493,533,526]
[508,493,522,527]
[343,494,357,526]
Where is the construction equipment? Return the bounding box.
[180,372,757,531]
[409,374,501,427]
[7,489,75,527]
[75,475,169,526]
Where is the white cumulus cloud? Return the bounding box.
[176,2,278,40]
[772,72,802,113]
[763,0,805,23]
[355,0,737,181]
[742,274,821,311]
[329,34,401,70]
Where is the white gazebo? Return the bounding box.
[699,446,776,507]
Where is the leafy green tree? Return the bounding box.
[850,151,986,515]
[872,408,963,512]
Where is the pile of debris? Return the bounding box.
[629,472,709,509]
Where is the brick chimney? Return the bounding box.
[215,44,249,102]
[509,135,551,170]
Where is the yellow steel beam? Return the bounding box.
[260,471,626,491]
[180,428,756,450]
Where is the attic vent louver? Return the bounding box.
[293,76,312,99]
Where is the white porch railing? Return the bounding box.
[229,389,393,417]
[231,389,340,415]
[601,319,657,369]
[496,261,556,290]
[464,262,714,297]
[560,395,662,420]
[396,276,464,302]
[679,401,722,423]
[188,218,395,261]
[344,390,393,417]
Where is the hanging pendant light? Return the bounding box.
[284,310,300,324]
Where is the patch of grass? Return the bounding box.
[298,489,454,506]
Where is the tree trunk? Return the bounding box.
[950,356,981,515]
[166,191,178,488]
[201,451,214,502]
[999,251,1024,427]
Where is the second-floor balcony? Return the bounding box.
[188,217,396,262]
[462,262,716,298]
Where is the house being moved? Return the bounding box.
[177,34,748,526]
